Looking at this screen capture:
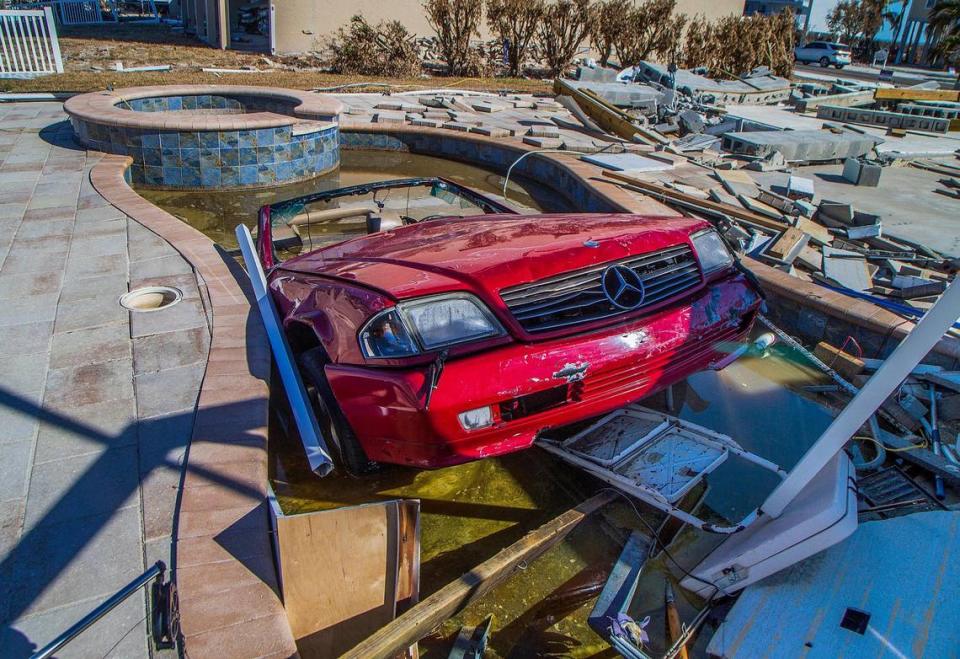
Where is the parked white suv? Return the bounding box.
[794,41,852,69]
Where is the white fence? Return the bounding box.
[0,7,64,78]
[53,0,103,25]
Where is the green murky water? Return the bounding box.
[141,154,837,657]
[137,150,567,249]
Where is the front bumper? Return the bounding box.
[327,273,761,468]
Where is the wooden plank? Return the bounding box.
[874,88,960,103]
[275,500,420,657]
[603,169,789,232]
[340,492,614,659]
[877,431,960,487]
[766,227,810,263]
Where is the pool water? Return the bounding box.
[142,151,839,656]
[137,150,568,249]
[270,341,835,657]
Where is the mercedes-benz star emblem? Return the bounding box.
[601,264,646,310]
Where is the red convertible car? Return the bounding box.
[257,178,762,472]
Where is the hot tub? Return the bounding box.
[65,85,343,189]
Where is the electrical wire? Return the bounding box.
[853,434,928,453]
[599,488,721,597]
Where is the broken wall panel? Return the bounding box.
[721,130,882,162]
[816,105,952,134]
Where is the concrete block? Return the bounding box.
[890,274,947,298]
[373,110,405,124]
[522,136,563,148]
[816,104,951,134]
[526,124,560,138]
[410,118,442,128]
[469,126,510,138]
[442,121,472,132]
[721,130,882,162]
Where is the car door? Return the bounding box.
[798,42,821,62]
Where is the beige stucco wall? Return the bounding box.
[271,0,746,55]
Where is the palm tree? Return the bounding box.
[927,0,960,85]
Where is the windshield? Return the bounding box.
[262,178,516,260]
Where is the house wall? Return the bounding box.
[271,0,746,55]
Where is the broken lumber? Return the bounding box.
[814,342,865,380]
[601,170,789,233]
[765,227,810,265]
[340,492,614,659]
[874,88,960,103]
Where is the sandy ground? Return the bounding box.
[0,23,551,94]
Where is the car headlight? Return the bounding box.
[691,229,734,274]
[359,293,505,358]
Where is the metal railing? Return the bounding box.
[30,561,178,659]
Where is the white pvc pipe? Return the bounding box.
[235,224,334,476]
[762,278,960,518]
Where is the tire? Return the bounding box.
[819,56,830,67]
[835,64,845,69]
[297,347,377,476]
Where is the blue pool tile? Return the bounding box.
[220,148,239,167]
[183,96,197,110]
[144,165,164,186]
[162,167,182,186]
[276,161,294,181]
[239,165,258,186]
[142,148,162,166]
[239,132,257,149]
[199,148,220,168]
[201,168,221,187]
[181,148,200,168]
[141,133,160,149]
[181,167,201,187]
[255,129,275,146]
[256,146,274,164]
[161,148,181,167]
[221,166,240,186]
[160,132,179,149]
[180,132,199,149]
[239,148,257,166]
[257,164,276,185]
[129,164,145,183]
[219,131,239,148]
[167,97,183,111]
[199,132,219,149]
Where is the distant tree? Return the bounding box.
[487,0,545,76]
[827,0,866,45]
[612,0,687,67]
[537,0,592,76]
[589,0,630,67]
[424,0,485,75]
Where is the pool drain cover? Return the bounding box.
[120,286,183,312]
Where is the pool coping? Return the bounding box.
[88,117,959,659]
[65,85,343,131]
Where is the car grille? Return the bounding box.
[500,244,702,333]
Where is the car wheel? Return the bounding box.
[297,347,378,476]
[835,64,845,69]
[819,56,830,67]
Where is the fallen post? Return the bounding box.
[235,224,334,476]
[340,491,614,659]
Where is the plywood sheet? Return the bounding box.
[274,499,420,657]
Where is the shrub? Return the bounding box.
[589,0,630,67]
[330,15,421,77]
[423,0,485,76]
[538,0,592,77]
[680,10,795,78]
[486,0,545,77]
[612,0,686,68]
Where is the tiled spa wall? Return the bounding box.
[69,108,339,188]
[122,93,299,115]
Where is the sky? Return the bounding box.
[806,0,911,41]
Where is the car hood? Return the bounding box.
[276,213,708,301]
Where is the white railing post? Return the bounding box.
[43,6,62,72]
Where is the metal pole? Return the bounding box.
[30,562,166,659]
[235,224,334,476]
